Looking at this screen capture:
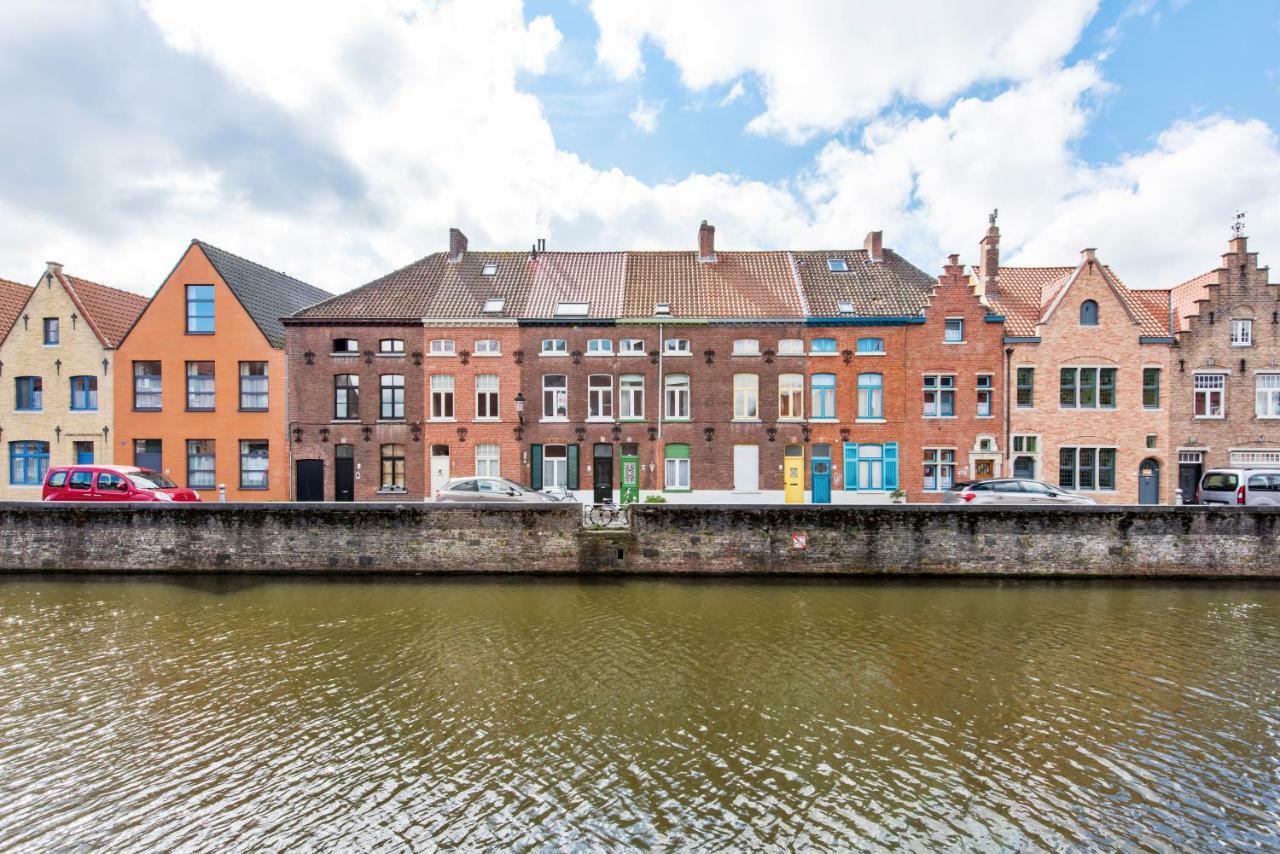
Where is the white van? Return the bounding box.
[1197,469,1280,506]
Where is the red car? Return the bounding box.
[42,465,201,502]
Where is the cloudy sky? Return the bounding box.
[0,0,1277,296]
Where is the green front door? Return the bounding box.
[620,442,640,504]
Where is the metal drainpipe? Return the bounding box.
[1003,345,1013,477]
[656,322,664,492]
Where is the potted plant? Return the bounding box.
[890,488,907,504]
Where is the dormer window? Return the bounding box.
[333,338,359,354]
[555,302,589,317]
[379,338,404,354]
[654,302,672,316]
[481,262,498,276]
[837,300,855,314]
[1080,300,1099,326]
[429,339,456,355]
[482,298,505,313]
[827,258,849,273]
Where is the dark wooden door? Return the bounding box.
[593,444,613,504]
[1179,463,1201,504]
[335,445,355,502]
[296,459,324,502]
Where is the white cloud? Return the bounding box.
[590,0,1101,143]
[719,80,745,107]
[628,98,661,134]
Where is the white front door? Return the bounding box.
[430,445,450,495]
[734,444,759,492]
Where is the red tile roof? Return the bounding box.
[0,277,33,342]
[985,264,1171,338]
[621,251,803,318]
[792,249,936,316]
[1170,270,1217,332]
[58,272,149,348]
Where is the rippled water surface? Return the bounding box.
[1,576,1278,850]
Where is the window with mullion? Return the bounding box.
[239,362,268,411]
[734,374,759,420]
[1142,368,1161,409]
[15,376,43,411]
[186,285,215,334]
[1257,374,1280,418]
[810,373,836,419]
[588,375,613,419]
[778,374,803,420]
[922,374,955,417]
[9,440,49,485]
[857,373,882,419]
[69,375,98,411]
[381,374,405,420]
[620,375,644,420]
[133,362,162,410]
[239,440,269,490]
[429,375,454,420]
[186,361,215,410]
[334,374,359,419]
[186,439,216,489]
[475,375,499,420]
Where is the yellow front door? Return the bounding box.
[784,444,805,504]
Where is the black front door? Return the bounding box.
[335,444,355,502]
[296,459,324,502]
[1179,463,1202,504]
[593,443,613,503]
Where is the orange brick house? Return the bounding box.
[978,219,1175,504]
[114,241,328,500]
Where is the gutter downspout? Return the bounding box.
[656,322,664,491]
[1003,346,1013,477]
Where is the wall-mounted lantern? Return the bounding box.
[303,350,315,366]
[766,427,777,443]
[703,427,715,442]
[456,427,468,443]
[514,392,526,426]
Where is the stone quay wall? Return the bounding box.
[0,502,1276,578]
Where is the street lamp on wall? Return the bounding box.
[514,392,526,426]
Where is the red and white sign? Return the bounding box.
[791,532,808,551]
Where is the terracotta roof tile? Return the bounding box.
[986,264,1170,338]
[621,251,802,318]
[0,277,33,342]
[527,252,625,319]
[1170,270,1216,331]
[792,249,936,317]
[58,272,149,348]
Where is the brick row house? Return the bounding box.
[285,223,1008,503]
[0,266,145,500]
[113,241,329,501]
[1169,231,1280,501]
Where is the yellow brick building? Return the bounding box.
[0,263,146,500]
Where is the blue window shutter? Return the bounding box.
[530,444,543,490]
[884,442,899,490]
[567,444,580,490]
[844,442,858,491]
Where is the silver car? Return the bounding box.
[1197,469,1280,506]
[942,478,1098,505]
[433,477,553,503]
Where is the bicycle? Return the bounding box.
[543,484,580,503]
[586,502,627,528]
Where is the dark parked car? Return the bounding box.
[42,465,201,502]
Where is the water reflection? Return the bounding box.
[0,576,1276,849]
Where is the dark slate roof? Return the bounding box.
[0,277,33,343]
[792,249,937,316]
[195,240,330,347]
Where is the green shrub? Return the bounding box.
[643,495,667,504]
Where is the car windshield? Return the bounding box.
[128,470,177,489]
[1202,473,1237,491]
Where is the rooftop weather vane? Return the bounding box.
[989,208,998,226]
[1233,210,1246,238]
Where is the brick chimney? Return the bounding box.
[978,213,1000,299]
[1081,247,1097,267]
[864,230,883,263]
[44,261,63,277]
[698,220,716,262]
[448,227,468,262]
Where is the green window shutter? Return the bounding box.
[567,444,580,490]
[843,442,858,491]
[530,444,543,490]
[884,442,899,491]
[664,443,689,458]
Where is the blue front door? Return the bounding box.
[74,441,94,465]
[811,444,831,504]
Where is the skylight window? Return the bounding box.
[481,262,498,276]
[654,302,671,316]
[827,258,849,272]
[555,302,590,317]
[482,298,505,313]
[837,300,855,314]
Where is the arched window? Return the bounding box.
[1080,300,1099,326]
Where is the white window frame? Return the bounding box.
[587,374,614,421]
[1256,374,1280,419]
[379,338,405,354]
[944,317,964,343]
[1231,318,1254,347]
[474,338,501,356]
[732,338,760,356]
[555,302,590,317]
[1194,372,1226,419]
[976,373,994,418]
[543,445,568,488]
[620,338,645,355]
[542,374,568,420]
[733,374,759,421]
[476,444,500,478]
[664,453,691,490]
[586,338,613,355]
[776,338,804,356]
[664,338,691,356]
[541,338,568,355]
[665,374,690,420]
[778,374,804,421]
[429,374,455,421]
[481,297,504,313]
[428,339,456,356]
[620,374,644,420]
[475,374,499,420]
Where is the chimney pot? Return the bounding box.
[864,231,883,263]
[448,228,468,261]
[698,220,716,262]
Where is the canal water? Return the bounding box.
[0,576,1277,850]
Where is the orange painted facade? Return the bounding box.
[113,244,289,500]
